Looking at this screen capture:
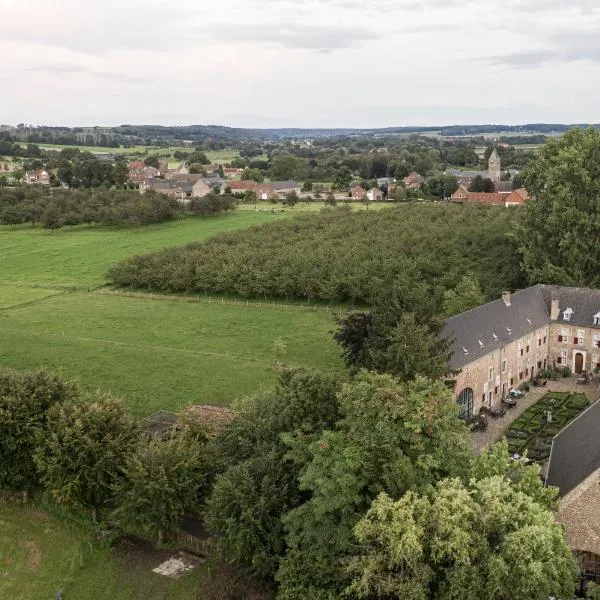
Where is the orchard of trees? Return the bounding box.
[0,366,579,599]
[0,187,236,229]
[108,203,524,305]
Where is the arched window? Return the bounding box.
[457,387,474,420]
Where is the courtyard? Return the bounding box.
[470,376,598,455]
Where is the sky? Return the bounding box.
[1,0,599,128]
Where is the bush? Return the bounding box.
[519,382,530,392]
[561,366,572,377]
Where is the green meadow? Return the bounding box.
[0,212,285,289]
[0,211,342,417]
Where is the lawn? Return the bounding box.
[504,391,590,461]
[0,292,342,417]
[0,502,205,599]
[0,212,286,289]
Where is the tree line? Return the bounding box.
[0,366,578,599]
[0,187,236,229]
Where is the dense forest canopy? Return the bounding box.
[108,204,525,306]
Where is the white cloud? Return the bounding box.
[0,0,598,126]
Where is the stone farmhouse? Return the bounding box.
[443,285,600,419]
[351,185,366,200]
[367,187,383,201]
[24,169,50,185]
[403,171,423,190]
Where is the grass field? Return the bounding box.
[0,502,205,599]
[0,212,286,289]
[0,292,341,417]
[36,144,243,165]
[0,210,342,417]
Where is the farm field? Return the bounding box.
[0,502,205,600]
[0,209,342,417]
[0,292,341,417]
[0,212,286,289]
[36,143,243,164]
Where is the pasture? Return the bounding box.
[0,212,285,289]
[0,502,205,599]
[0,292,341,417]
[36,143,243,164]
[0,210,342,417]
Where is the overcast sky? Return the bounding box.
[1,0,599,128]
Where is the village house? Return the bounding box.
[351,185,367,200]
[443,285,600,419]
[24,169,50,185]
[403,172,423,190]
[227,180,259,193]
[367,187,383,202]
[450,185,531,207]
[223,167,244,179]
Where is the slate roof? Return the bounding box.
[546,399,600,496]
[446,169,489,179]
[271,180,299,191]
[541,285,600,330]
[442,285,550,370]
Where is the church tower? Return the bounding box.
[488,149,501,185]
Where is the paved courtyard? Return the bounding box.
[470,376,599,454]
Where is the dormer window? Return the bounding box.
[506,327,512,335]
[462,347,469,355]
[594,312,600,326]
[526,318,532,326]
[492,333,498,341]
[478,340,484,348]
[563,308,573,321]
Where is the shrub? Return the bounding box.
[561,366,572,377]
[519,382,530,392]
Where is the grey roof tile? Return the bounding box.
[546,399,600,496]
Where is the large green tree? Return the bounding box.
[276,372,471,599]
[114,432,206,546]
[35,393,137,520]
[0,369,77,497]
[443,274,485,317]
[520,127,600,286]
[348,456,577,600]
[205,369,342,579]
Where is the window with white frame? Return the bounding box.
[562,328,569,344]
[562,350,567,361]
[501,360,506,373]
[578,329,585,345]
[595,333,600,349]
[564,308,573,321]
[488,367,493,380]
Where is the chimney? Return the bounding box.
[551,296,560,321]
[502,291,511,307]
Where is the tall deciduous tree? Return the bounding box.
[205,369,342,579]
[276,372,471,599]
[0,369,77,497]
[520,127,600,287]
[348,476,577,600]
[114,432,205,546]
[35,393,137,520]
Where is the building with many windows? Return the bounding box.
[443,285,600,418]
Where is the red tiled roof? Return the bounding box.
[227,180,258,191]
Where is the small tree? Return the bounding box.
[284,190,298,208]
[35,393,137,521]
[114,433,205,546]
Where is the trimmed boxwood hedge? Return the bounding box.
[503,391,590,461]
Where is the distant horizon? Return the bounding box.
[4,121,600,132]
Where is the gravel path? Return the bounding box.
[469,377,598,454]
